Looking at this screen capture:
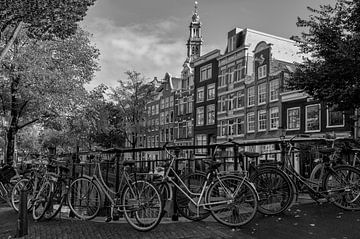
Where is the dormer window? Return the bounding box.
[228,35,236,52]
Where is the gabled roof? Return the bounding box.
[223,28,305,63]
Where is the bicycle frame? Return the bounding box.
[162,148,246,211]
[281,137,352,197]
[84,161,137,210]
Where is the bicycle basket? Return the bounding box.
[0,165,16,183]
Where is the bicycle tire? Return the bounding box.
[11,178,34,212]
[175,172,211,221]
[32,181,52,221]
[44,179,66,220]
[323,165,360,210]
[67,177,101,220]
[206,175,258,227]
[250,166,294,215]
[121,180,163,232]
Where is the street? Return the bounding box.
[1,200,360,239]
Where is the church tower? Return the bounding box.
[186,1,203,61]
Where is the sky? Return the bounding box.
[80,0,334,89]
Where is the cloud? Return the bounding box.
[81,18,187,89]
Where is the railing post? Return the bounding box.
[16,189,28,237]
[115,152,120,193]
[233,145,239,171]
[172,148,180,221]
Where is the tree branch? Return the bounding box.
[17,118,39,130]
[0,21,23,63]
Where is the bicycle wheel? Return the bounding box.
[44,179,66,220]
[67,177,101,220]
[122,180,163,232]
[156,181,172,211]
[11,178,34,212]
[206,175,258,227]
[250,167,294,215]
[323,165,360,210]
[175,172,211,221]
[32,181,52,221]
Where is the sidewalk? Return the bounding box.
[1,198,360,239]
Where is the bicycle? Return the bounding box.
[43,161,71,220]
[250,133,360,215]
[0,164,17,206]
[156,142,259,227]
[67,156,163,232]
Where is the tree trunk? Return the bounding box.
[5,126,16,164]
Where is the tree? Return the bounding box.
[110,71,155,159]
[288,0,360,111]
[0,0,96,62]
[0,28,99,164]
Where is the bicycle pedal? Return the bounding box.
[105,217,112,222]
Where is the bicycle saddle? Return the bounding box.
[243,152,260,158]
[318,148,336,155]
[203,159,222,170]
[123,160,135,167]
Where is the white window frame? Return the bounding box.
[207,104,215,125]
[270,107,279,130]
[196,106,204,126]
[247,112,255,133]
[207,84,215,100]
[306,104,321,132]
[327,107,345,128]
[270,79,279,102]
[247,86,255,107]
[258,110,267,132]
[197,87,204,102]
[287,107,300,130]
[200,64,212,81]
[258,64,267,79]
[258,83,267,105]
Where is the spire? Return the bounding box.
[192,1,200,23]
[187,1,202,61]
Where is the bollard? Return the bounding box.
[16,189,28,237]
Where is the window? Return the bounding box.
[247,112,255,133]
[196,134,207,154]
[306,104,321,132]
[236,91,244,109]
[258,110,267,131]
[160,99,164,109]
[197,87,204,102]
[182,78,189,89]
[258,64,267,79]
[165,97,169,108]
[287,107,300,130]
[160,112,165,125]
[196,107,204,126]
[236,117,244,135]
[218,68,226,87]
[270,107,279,130]
[219,96,227,112]
[200,64,212,81]
[327,107,344,127]
[207,104,215,125]
[234,62,244,82]
[270,79,279,101]
[187,121,193,137]
[228,66,235,84]
[228,119,235,136]
[179,122,187,138]
[258,83,267,104]
[170,96,174,107]
[247,86,255,106]
[207,84,215,100]
[188,100,193,114]
[179,98,184,115]
[228,35,236,52]
[220,120,227,136]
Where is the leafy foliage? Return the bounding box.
[0,27,99,163]
[0,0,96,40]
[288,0,360,111]
[110,71,155,148]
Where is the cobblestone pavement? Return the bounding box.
[1,199,360,239]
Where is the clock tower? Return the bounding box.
[186,1,203,61]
